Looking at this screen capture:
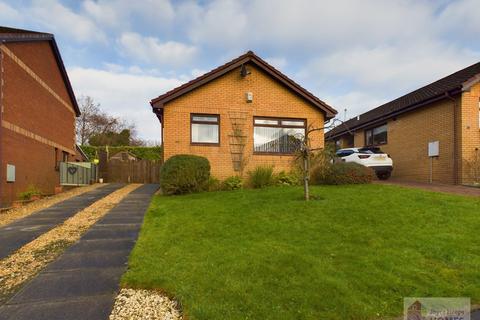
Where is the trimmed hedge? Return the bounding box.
[80,145,163,161]
[160,155,211,195]
[311,162,374,185]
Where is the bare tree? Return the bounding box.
[76,95,145,146]
[297,119,351,201]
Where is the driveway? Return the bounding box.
[0,184,159,320]
[376,180,480,197]
[0,184,123,260]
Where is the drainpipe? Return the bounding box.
[445,92,458,185]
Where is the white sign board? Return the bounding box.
[428,141,439,157]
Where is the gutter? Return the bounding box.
[327,88,463,140]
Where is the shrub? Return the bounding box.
[248,166,275,188]
[221,176,243,191]
[311,162,374,185]
[206,177,221,192]
[275,171,301,186]
[18,185,42,200]
[160,155,210,195]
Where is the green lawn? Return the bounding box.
[122,184,480,320]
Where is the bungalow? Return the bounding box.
[0,27,80,206]
[326,62,480,185]
[150,51,337,179]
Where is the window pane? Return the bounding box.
[192,115,218,122]
[281,120,305,127]
[365,130,373,145]
[373,124,387,144]
[254,119,278,125]
[192,123,219,143]
[254,127,304,153]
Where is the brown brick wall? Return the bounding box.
[1,41,76,206]
[162,64,325,179]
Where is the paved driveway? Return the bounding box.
[0,184,123,260]
[0,184,159,320]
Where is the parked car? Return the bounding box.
[335,147,393,180]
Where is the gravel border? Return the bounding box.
[0,183,104,227]
[109,288,182,320]
[0,184,141,303]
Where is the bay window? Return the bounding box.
[253,117,305,154]
[191,114,220,145]
[365,124,387,146]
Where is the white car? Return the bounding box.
[335,147,393,180]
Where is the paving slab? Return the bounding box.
[0,184,159,320]
[0,184,123,260]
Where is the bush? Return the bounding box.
[221,176,243,191]
[248,166,275,188]
[160,155,211,195]
[18,185,42,200]
[275,171,301,186]
[311,162,374,185]
[206,177,221,192]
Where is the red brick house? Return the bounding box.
[0,27,80,206]
[150,51,337,179]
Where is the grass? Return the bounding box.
[122,184,480,319]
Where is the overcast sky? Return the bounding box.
[1,0,479,140]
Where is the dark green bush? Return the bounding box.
[221,176,243,190]
[275,170,301,186]
[160,155,210,195]
[248,166,275,188]
[311,162,374,185]
[80,146,163,161]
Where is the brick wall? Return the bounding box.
[459,82,480,184]
[1,41,76,206]
[162,64,325,179]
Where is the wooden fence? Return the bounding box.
[104,159,162,183]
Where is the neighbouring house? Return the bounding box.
[0,27,80,206]
[150,51,337,179]
[326,62,480,185]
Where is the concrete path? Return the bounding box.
[0,184,123,260]
[0,184,159,320]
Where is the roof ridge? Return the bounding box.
[150,50,337,118]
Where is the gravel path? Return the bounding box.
[0,184,159,320]
[109,289,182,320]
[0,184,140,304]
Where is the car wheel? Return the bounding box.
[376,171,391,180]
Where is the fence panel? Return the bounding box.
[106,159,161,183]
[60,162,98,186]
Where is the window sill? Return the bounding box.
[190,143,220,147]
[253,152,296,156]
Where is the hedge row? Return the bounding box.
[80,145,163,161]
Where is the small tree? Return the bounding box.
[296,119,351,201]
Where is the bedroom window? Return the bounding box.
[365,124,387,146]
[191,114,220,145]
[253,117,306,154]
